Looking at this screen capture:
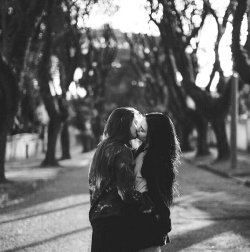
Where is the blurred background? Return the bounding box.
[1,1,250,251]
[0,0,250,181]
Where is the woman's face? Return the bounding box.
[137,117,148,142]
[130,113,140,139]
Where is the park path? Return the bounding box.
[0,150,250,252]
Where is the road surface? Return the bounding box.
[0,151,250,251]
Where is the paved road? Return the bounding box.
[0,151,250,252]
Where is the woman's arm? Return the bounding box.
[134,151,148,192]
[114,146,154,213]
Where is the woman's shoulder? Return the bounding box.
[115,143,133,158]
[99,139,132,155]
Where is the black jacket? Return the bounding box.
[135,144,172,235]
[89,139,154,224]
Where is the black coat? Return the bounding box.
[131,144,172,248]
[89,139,154,224]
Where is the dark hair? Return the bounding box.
[142,112,180,206]
[91,107,138,178]
[103,107,138,144]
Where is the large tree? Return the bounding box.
[0,0,45,182]
[232,0,250,84]
[145,0,235,160]
[36,0,62,166]
[78,25,118,143]
[36,0,97,165]
[125,33,197,152]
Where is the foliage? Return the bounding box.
[132,0,239,159]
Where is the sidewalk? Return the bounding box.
[183,148,250,187]
[0,145,89,208]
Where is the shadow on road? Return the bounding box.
[165,162,250,251]
[0,150,93,215]
[168,219,250,251]
[0,201,89,225]
[1,155,250,251]
[2,226,91,252]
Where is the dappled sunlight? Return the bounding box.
[6,168,60,182]
[174,190,250,220]
[171,220,215,243]
[0,194,91,251]
[13,228,92,252]
[176,231,250,252]
[201,231,250,251]
[1,0,250,251]
[0,194,90,222]
[166,161,250,251]
[9,227,92,252]
[60,158,91,169]
[172,193,216,235]
[169,201,250,251]
[176,191,250,206]
[59,150,94,169]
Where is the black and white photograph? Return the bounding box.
[0,0,250,251]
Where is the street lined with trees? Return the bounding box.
[0,0,249,182]
[1,151,249,251]
[0,1,250,251]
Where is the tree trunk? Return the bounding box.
[178,121,194,152]
[186,109,210,156]
[37,0,61,166]
[0,57,19,183]
[181,127,193,152]
[232,0,250,84]
[92,115,101,145]
[42,116,61,166]
[196,119,210,156]
[0,126,9,182]
[211,118,230,160]
[60,121,71,160]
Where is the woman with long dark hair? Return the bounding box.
[89,107,154,252]
[132,112,180,251]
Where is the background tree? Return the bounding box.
[0,0,45,182]
[0,0,133,180]
[53,0,97,159]
[145,0,236,160]
[33,0,96,165]
[78,24,118,143]
[232,0,250,85]
[125,33,197,152]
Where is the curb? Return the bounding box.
[184,158,250,188]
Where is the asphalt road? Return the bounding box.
[0,151,250,252]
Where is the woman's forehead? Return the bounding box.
[134,112,144,122]
[135,114,147,128]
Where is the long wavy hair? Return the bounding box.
[141,112,181,206]
[103,107,137,143]
[91,107,138,179]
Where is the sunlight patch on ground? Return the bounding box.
[60,158,90,169]
[177,231,250,252]
[172,217,215,237]
[19,228,92,252]
[6,168,60,181]
[0,194,91,251]
[0,194,90,222]
[60,150,95,169]
[175,191,250,209]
